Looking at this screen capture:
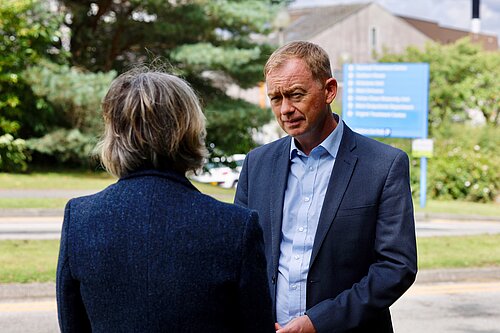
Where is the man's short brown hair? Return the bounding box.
[264,41,332,81]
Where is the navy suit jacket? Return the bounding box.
[235,122,417,332]
[57,169,275,333]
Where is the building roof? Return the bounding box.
[399,15,498,51]
[285,3,370,42]
[282,2,498,50]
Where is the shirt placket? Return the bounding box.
[288,153,318,317]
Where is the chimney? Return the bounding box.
[471,0,480,34]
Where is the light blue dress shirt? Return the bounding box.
[276,117,344,326]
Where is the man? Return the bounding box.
[235,41,417,332]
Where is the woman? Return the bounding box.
[56,67,274,332]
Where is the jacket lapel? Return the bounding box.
[270,138,291,274]
[310,124,358,268]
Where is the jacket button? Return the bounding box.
[271,276,276,284]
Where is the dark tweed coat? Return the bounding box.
[57,169,274,333]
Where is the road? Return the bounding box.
[1,280,499,333]
[392,281,500,333]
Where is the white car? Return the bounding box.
[189,154,246,189]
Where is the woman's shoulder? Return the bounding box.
[194,191,257,222]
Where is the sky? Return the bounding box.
[291,0,500,38]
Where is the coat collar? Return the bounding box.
[119,169,199,192]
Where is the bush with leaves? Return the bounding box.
[23,61,116,135]
[205,95,273,155]
[408,124,499,203]
[26,129,99,168]
[0,134,30,172]
[379,38,499,134]
[0,0,67,138]
[58,0,278,156]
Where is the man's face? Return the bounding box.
[266,58,337,147]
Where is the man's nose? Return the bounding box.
[280,98,293,115]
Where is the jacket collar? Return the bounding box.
[119,169,199,192]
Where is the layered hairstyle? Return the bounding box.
[264,41,332,82]
[98,67,208,178]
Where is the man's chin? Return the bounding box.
[284,127,304,137]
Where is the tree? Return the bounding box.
[0,0,67,138]
[379,38,499,133]
[379,38,500,203]
[58,0,276,155]
[461,51,500,126]
[23,60,116,133]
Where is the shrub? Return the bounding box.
[22,61,116,135]
[26,129,99,168]
[0,134,30,172]
[410,124,499,203]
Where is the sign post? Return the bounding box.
[342,63,430,207]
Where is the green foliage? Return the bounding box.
[379,38,500,134]
[0,170,114,190]
[418,234,500,269]
[0,0,67,137]
[20,61,114,169]
[380,123,499,203]
[205,96,273,155]
[460,51,500,125]
[59,0,278,155]
[427,125,499,203]
[62,0,275,76]
[408,124,499,203]
[23,61,116,134]
[0,239,59,283]
[26,129,99,168]
[0,134,30,172]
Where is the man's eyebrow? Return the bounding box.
[268,86,305,96]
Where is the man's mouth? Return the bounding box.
[283,118,302,126]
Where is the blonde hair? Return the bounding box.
[264,41,332,81]
[98,67,208,178]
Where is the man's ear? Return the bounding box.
[325,78,337,104]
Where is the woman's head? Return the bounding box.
[98,67,208,178]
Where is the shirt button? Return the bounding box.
[304,197,310,202]
[294,255,300,260]
[298,227,304,232]
[309,166,314,171]
[291,285,297,290]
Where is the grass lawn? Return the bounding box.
[0,234,499,284]
[1,171,500,214]
[0,240,59,283]
[418,234,500,269]
[0,198,69,209]
[0,171,115,190]
[415,199,500,217]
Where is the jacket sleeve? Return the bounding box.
[237,211,275,333]
[56,201,92,332]
[306,151,418,332]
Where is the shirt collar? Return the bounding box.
[289,113,344,160]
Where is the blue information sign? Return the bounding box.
[342,63,429,138]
